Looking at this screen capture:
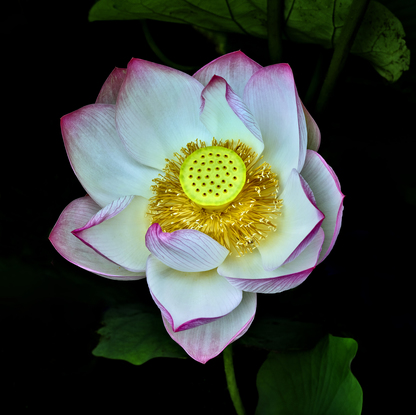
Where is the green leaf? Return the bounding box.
[238,316,325,352]
[349,1,410,82]
[92,303,187,364]
[255,335,363,415]
[89,0,409,82]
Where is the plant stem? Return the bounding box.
[315,0,370,116]
[140,20,199,72]
[267,0,284,64]
[223,345,246,415]
[303,49,326,107]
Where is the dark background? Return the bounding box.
[2,0,415,413]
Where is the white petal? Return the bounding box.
[96,67,127,105]
[218,228,325,293]
[162,291,257,364]
[193,50,262,99]
[300,150,344,263]
[257,169,324,271]
[244,64,306,190]
[73,196,151,272]
[200,75,264,157]
[145,223,229,272]
[49,195,144,280]
[116,58,211,171]
[61,104,160,207]
[146,254,242,332]
[301,101,321,151]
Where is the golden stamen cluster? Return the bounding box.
[147,139,283,256]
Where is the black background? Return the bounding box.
[2,1,415,414]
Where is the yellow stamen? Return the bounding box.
[147,139,283,256]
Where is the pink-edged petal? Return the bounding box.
[218,228,324,293]
[257,169,325,271]
[61,103,160,207]
[73,195,151,272]
[300,150,344,264]
[162,291,256,364]
[115,58,211,171]
[96,68,127,104]
[200,75,264,157]
[146,254,242,332]
[193,51,262,99]
[145,223,229,272]
[301,102,321,151]
[294,85,308,172]
[49,195,144,280]
[244,64,307,190]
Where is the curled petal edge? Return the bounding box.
[145,223,229,272]
[162,291,257,364]
[49,195,144,280]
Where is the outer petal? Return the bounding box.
[193,50,262,99]
[146,254,242,332]
[115,58,212,171]
[257,169,325,271]
[300,150,344,263]
[162,291,256,364]
[244,64,307,190]
[218,228,324,293]
[96,67,127,105]
[49,196,144,280]
[61,104,160,207]
[200,76,264,158]
[73,196,151,272]
[301,102,321,151]
[145,223,229,272]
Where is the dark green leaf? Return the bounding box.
[89,0,409,82]
[92,303,187,364]
[256,335,362,415]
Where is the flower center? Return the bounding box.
[147,139,282,256]
[179,146,246,211]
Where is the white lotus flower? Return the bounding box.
[49,51,344,363]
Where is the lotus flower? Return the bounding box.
[49,51,344,364]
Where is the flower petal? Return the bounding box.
[61,104,160,207]
[73,196,151,272]
[146,254,242,332]
[218,228,324,293]
[300,150,344,263]
[193,50,262,99]
[244,64,307,190]
[115,58,212,171]
[295,86,308,173]
[96,67,127,105]
[49,195,144,280]
[301,101,321,151]
[257,169,325,271]
[200,75,264,157]
[145,223,229,272]
[162,291,256,364]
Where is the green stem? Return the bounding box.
[315,0,370,116]
[223,345,246,415]
[267,0,284,64]
[303,49,326,107]
[140,20,199,72]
